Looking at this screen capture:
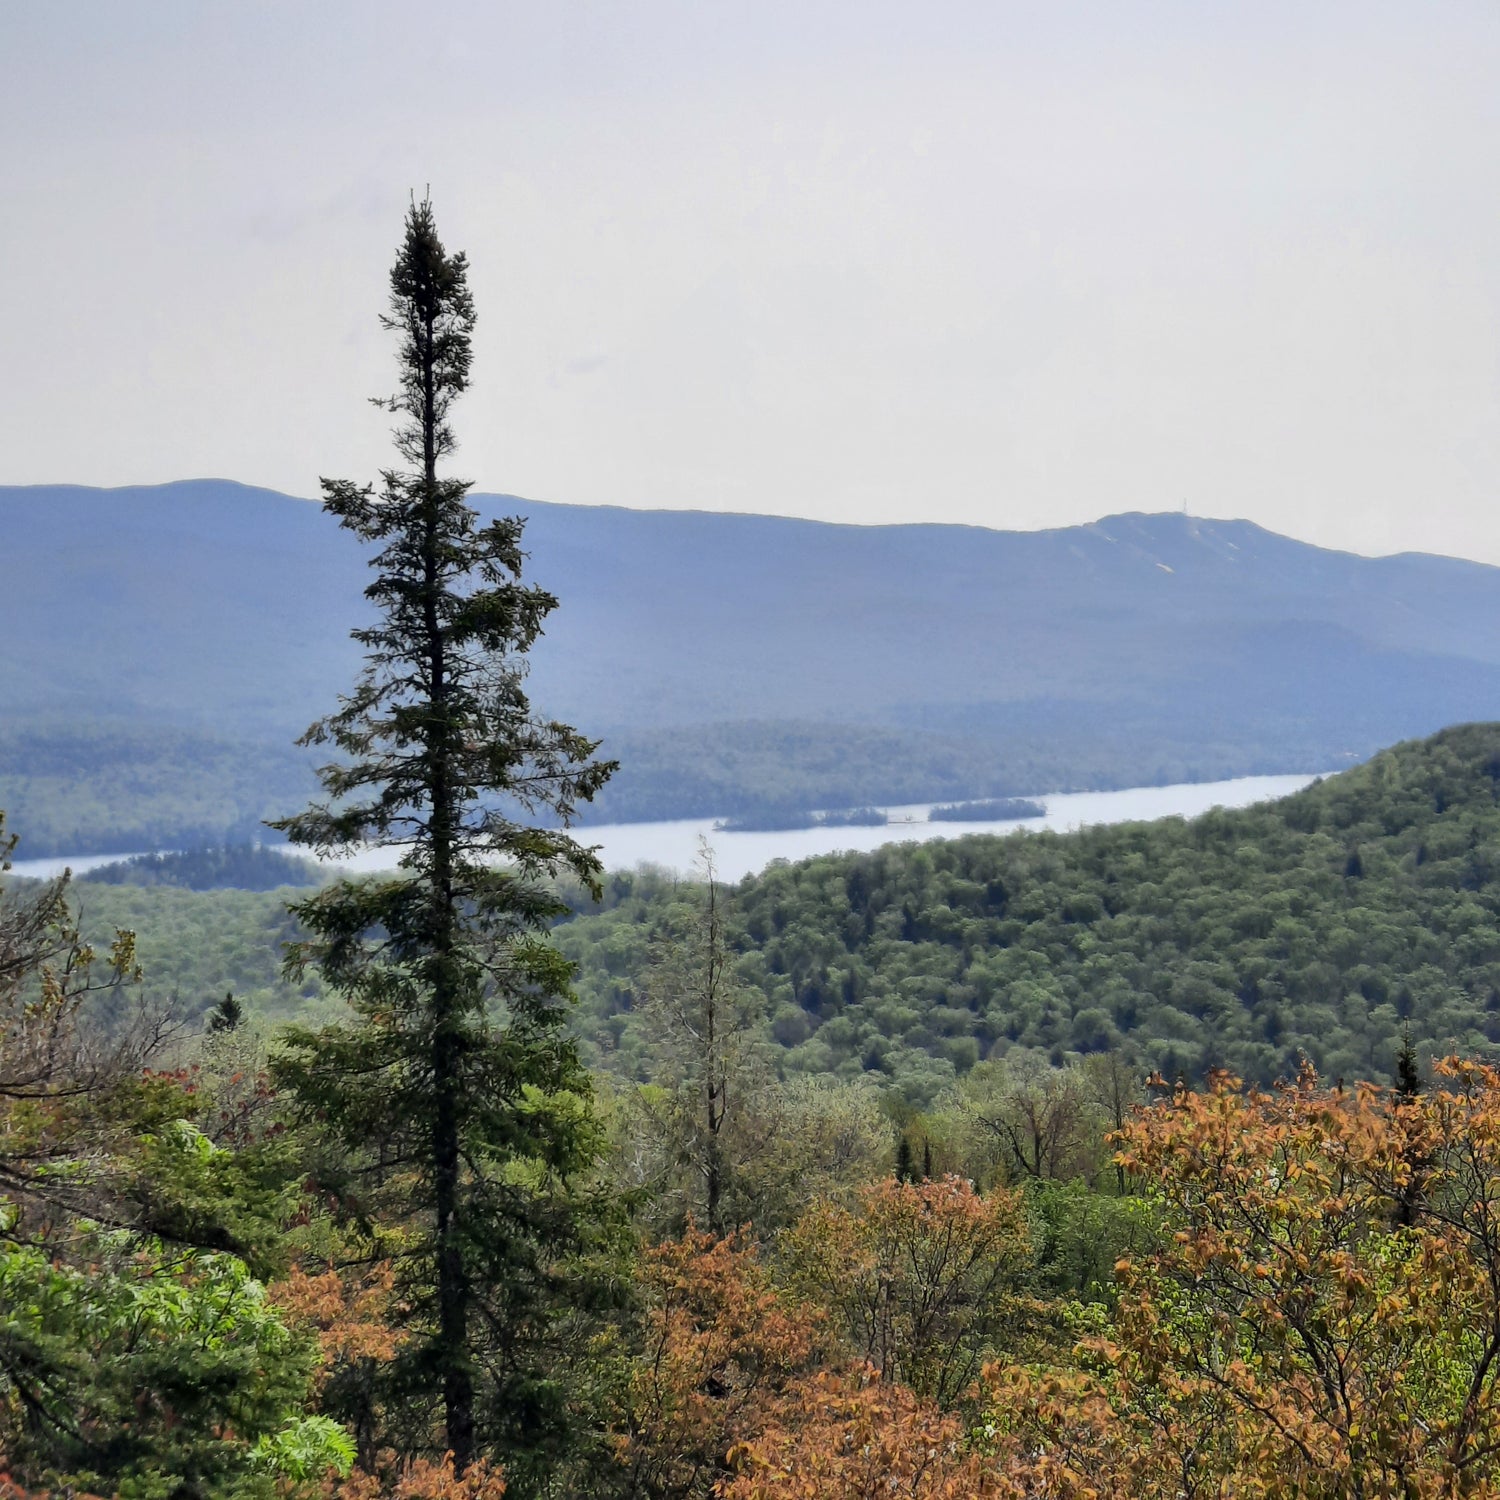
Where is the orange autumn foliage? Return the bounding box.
[725,1064,1500,1499]
[270,1262,406,1389]
[613,1227,823,1499]
[326,1453,506,1500]
[721,1362,1154,1500]
[1089,1060,1500,1498]
[978,1362,1188,1499]
[616,1190,1069,1500]
[720,1367,1019,1500]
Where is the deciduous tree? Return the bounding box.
[611,1227,822,1499]
[1096,1061,1500,1496]
[781,1175,1034,1407]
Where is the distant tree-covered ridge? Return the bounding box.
[20,478,1500,851]
[80,843,323,891]
[0,711,1341,858]
[0,722,315,858]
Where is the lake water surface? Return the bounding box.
[10,772,1322,885]
[553,773,1321,882]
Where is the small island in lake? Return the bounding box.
[714,806,889,833]
[927,798,1045,823]
[818,807,888,827]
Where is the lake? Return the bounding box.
[9,771,1322,885]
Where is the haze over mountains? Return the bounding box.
[5,479,1500,854]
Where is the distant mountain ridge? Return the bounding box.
[4,479,1500,853]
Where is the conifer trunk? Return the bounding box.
[414,292,474,1471]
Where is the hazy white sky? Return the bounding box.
[4,2,1499,560]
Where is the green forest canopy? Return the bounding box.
[42,723,1500,1103]
[562,721,1500,1096]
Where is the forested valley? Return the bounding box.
[52,723,1500,1098]
[11,200,1500,1500]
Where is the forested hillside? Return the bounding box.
[0,722,315,856]
[561,723,1500,1095]
[9,480,1500,851]
[66,881,333,1023]
[45,724,1500,1099]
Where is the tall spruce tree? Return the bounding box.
[270,197,615,1477]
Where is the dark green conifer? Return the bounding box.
[206,991,242,1033]
[1395,1026,1422,1098]
[1392,1027,1428,1228]
[269,196,614,1478]
[894,1135,914,1184]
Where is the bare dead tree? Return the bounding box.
[0,811,177,1240]
[640,839,768,1234]
[968,1054,1099,1185]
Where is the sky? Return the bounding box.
[3,2,1499,561]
